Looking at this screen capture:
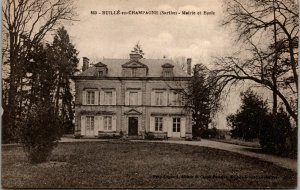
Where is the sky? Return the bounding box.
[63,0,243,129]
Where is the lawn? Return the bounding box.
[2,141,297,188]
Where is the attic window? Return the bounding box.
[98,71,103,77]
[165,70,171,77]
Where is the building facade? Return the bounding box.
[72,53,192,139]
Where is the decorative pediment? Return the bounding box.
[162,63,174,68]
[122,60,148,68]
[94,62,107,67]
[124,109,142,115]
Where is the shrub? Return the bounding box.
[259,109,295,156]
[20,103,61,164]
[144,132,155,140]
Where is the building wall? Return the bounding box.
[75,78,192,138]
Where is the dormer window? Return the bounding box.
[94,62,108,77]
[162,63,174,77]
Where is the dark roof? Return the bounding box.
[77,58,189,77]
[162,63,174,68]
[94,62,107,67]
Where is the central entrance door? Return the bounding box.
[128,117,138,136]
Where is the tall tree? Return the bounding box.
[186,64,221,137]
[213,0,298,123]
[50,27,79,123]
[2,0,77,142]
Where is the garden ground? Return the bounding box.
[2,141,297,188]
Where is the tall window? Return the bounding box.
[155,92,163,105]
[173,118,181,132]
[173,92,180,106]
[87,91,95,105]
[104,91,113,105]
[86,116,95,130]
[98,71,103,77]
[129,92,138,105]
[155,117,163,131]
[132,68,137,77]
[104,116,112,131]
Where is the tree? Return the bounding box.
[259,107,295,156]
[2,0,77,142]
[50,27,79,124]
[186,64,221,138]
[131,42,144,56]
[214,0,298,123]
[227,89,268,140]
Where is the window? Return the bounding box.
[104,91,113,105]
[173,92,181,105]
[155,117,163,131]
[87,91,95,105]
[98,71,103,77]
[103,116,112,131]
[165,71,171,77]
[173,118,181,132]
[132,68,137,77]
[155,92,163,105]
[129,92,138,105]
[86,116,95,130]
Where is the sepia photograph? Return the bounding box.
[1,0,298,188]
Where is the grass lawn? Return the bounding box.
[2,141,297,188]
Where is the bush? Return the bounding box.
[259,109,296,157]
[20,103,61,164]
[144,132,155,140]
[200,127,219,139]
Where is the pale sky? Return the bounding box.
[62,0,242,129]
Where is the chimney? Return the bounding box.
[187,58,192,75]
[82,57,89,71]
[130,53,143,61]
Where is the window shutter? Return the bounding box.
[125,91,129,105]
[163,117,168,132]
[150,117,155,132]
[81,116,86,136]
[95,91,99,105]
[180,117,186,137]
[98,116,103,131]
[168,117,172,137]
[168,92,173,106]
[138,91,142,105]
[94,116,100,136]
[82,91,87,105]
[112,115,117,131]
[151,91,155,106]
[112,91,117,105]
[100,90,104,105]
[163,91,168,106]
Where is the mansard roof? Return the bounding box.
[121,60,148,68]
[77,58,189,77]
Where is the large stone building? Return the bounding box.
[72,53,192,139]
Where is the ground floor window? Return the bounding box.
[155,117,163,131]
[173,118,181,132]
[104,116,112,131]
[86,116,95,130]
